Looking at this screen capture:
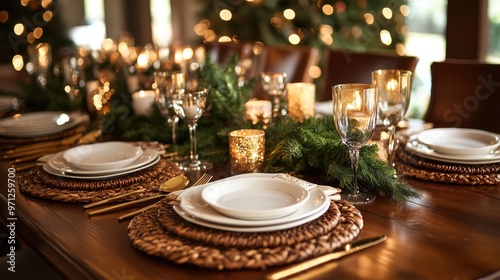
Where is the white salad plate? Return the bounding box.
[201,177,309,220]
[405,135,500,164]
[63,142,144,171]
[43,155,160,180]
[48,148,159,175]
[417,128,500,156]
[179,179,328,227]
[0,111,87,137]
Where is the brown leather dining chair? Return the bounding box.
[253,44,320,99]
[319,49,419,101]
[423,60,500,133]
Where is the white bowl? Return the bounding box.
[201,177,309,220]
[417,128,500,155]
[63,142,143,171]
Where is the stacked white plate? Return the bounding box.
[405,128,500,164]
[0,111,88,137]
[172,173,330,232]
[43,142,160,180]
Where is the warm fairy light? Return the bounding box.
[102,38,115,52]
[380,30,392,45]
[270,16,281,28]
[322,4,334,15]
[41,0,52,8]
[194,22,208,36]
[320,24,333,35]
[20,0,30,6]
[309,65,321,79]
[320,34,333,45]
[283,9,295,20]
[27,33,35,43]
[219,9,232,21]
[288,33,300,45]
[352,26,362,38]
[364,13,374,24]
[34,27,43,39]
[12,55,24,71]
[43,11,53,22]
[399,24,409,35]
[395,43,406,55]
[0,11,8,23]
[218,36,232,42]
[252,41,265,55]
[203,29,216,42]
[382,7,393,19]
[182,47,194,60]
[400,5,410,17]
[14,23,24,35]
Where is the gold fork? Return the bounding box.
[117,173,213,221]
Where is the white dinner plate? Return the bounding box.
[180,180,328,227]
[417,128,500,155]
[405,135,500,164]
[63,142,144,171]
[201,177,309,220]
[43,155,160,180]
[173,196,329,232]
[48,148,158,175]
[0,111,88,137]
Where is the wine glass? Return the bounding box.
[332,83,378,204]
[171,87,213,172]
[154,71,185,162]
[260,72,287,121]
[372,69,412,167]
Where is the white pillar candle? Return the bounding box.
[286,82,316,122]
[132,90,156,116]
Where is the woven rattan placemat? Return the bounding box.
[397,147,500,185]
[128,200,363,270]
[18,159,183,203]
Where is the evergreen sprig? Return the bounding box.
[263,116,421,202]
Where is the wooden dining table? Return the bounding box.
[1,160,499,280]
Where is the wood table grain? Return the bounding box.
[1,162,499,280]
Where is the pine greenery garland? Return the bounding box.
[263,116,420,202]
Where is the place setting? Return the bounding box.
[127,172,365,270]
[0,110,90,151]
[18,141,185,203]
[397,127,500,185]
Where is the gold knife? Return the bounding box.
[266,235,387,280]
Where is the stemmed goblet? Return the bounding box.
[260,72,287,121]
[333,83,378,204]
[171,87,213,172]
[372,69,412,167]
[154,71,186,162]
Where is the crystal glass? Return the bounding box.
[372,69,412,167]
[333,83,378,204]
[260,72,286,121]
[154,71,186,162]
[172,87,213,172]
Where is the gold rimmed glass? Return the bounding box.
[333,83,378,204]
[372,69,412,167]
[260,72,287,121]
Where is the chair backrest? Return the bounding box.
[253,45,319,99]
[424,60,500,133]
[205,42,254,64]
[319,49,419,101]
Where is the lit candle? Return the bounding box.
[132,90,156,116]
[286,82,316,122]
[244,100,272,124]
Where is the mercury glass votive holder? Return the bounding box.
[286,82,316,122]
[228,129,266,175]
[244,100,272,125]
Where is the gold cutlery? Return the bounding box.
[117,173,213,221]
[86,174,190,216]
[265,235,387,280]
[2,133,83,159]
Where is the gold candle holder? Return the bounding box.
[244,100,272,125]
[228,129,266,175]
[286,82,316,122]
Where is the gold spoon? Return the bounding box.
[84,175,189,210]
